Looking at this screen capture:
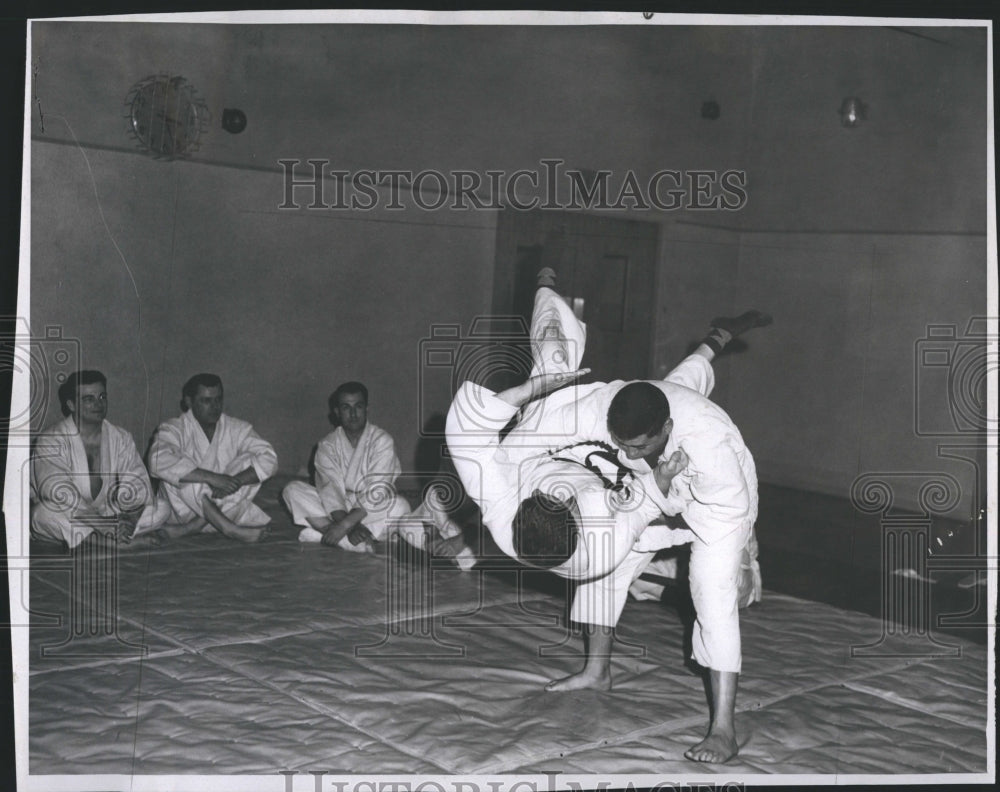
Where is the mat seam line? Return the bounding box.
[472,656,927,774]
[29,648,187,677]
[841,679,984,730]
[30,573,550,663]
[187,646,459,775]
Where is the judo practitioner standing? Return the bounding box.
[448,272,769,764]
[532,314,766,763]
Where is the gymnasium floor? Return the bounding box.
[24,476,992,782]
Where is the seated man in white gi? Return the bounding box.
[282,382,417,552]
[31,370,168,549]
[148,373,277,544]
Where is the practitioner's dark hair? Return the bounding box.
[59,370,107,414]
[512,493,579,569]
[181,373,223,410]
[607,382,670,440]
[330,381,368,411]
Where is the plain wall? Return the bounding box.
[26,21,989,521]
[654,230,987,518]
[30,144,987,518]
[30,141,497,476]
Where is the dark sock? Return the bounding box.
[702,327,733,354]
[709,310,773,338]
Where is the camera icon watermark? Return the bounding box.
[914,318,997,437]
[418,314,582,440]
[1,317,81,445]
[419,316,533,438]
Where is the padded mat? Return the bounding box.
[23,480,993,782]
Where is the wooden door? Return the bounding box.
[493,209,659,385]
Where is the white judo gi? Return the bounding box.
[148,410,277,528]
[512,310,762,675]
[31,416,168,548]
[281,422,413,551]
[452,286,760,674]
[447,288,694,594]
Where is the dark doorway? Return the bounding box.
[493,209,659,386]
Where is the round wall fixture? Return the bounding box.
[221,108,247,134]
[701,100,721,120]
[126,75,210,158]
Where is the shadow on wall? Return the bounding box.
[413,412,447,489]
[303,397,346,482]
[411,411,483,531]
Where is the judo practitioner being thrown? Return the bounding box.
[446,285,692,577]
[282,381,419,552]
[31,370,168,549]
[448,271,769,764]
[148,373,277,543]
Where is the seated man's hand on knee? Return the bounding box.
[113,509,143,542]
[79,515,119,538]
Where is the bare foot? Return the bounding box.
[217,523,270,544]
[430,534,464,557]
[118,529,168,550]
[159,517,207,540]
[544,668,612,692]
[416,486,458,534]
[684,729,738,763]
[202,497,270,543]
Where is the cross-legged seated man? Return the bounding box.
[31,370,168,550]
[148,373,277,543]
[282,382,416,552]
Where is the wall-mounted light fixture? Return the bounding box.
[126,75,210,158]
[839,97,866,128]
[222,108,247,134]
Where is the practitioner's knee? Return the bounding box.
[30,503,88,548]
[171,482,211,517]
[134,495,171,533]
[394,520,427,550]
[689,576,742,673]
[281,480,322,525]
